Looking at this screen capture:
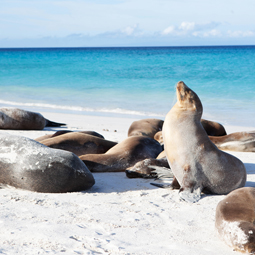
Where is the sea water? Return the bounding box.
[0,46,254,127]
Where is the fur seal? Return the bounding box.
[35,130,104,142]
[128,118,164,139]
[39,132,117,157]
[79,136,162,172]
[0,107,65,130]
[201,119,226,136]
[162,81,246,202]
[215,187,255,253]
[209,131,255,152]
[0,133,95,193]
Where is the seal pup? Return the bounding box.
[215,187,255,253]
[0,133,95,193]
[79,136,162,172]
[201,119,227,136]
[162,81,246,202]
[39,132,117,157]
[128,118,164,139]
[209,131,255,152]
[35,130,104,142]
[0,107,65,130]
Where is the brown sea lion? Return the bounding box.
[201,119,227,136]
[215,187,255,254]
[40,132,116,157]
[162,81,246,202]
[209,131,255,152]
[79,136,162,172]
[128,118,164,139]
[0,133,95,193]
[0,107,65,130]
[35,130,104,142]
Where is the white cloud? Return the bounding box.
[121,24,141,36]
[179,22,195,31]
[161,22,220,37]
[162,26,175,35]
[227,30,254,37]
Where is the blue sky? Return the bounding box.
[1,0,254,47]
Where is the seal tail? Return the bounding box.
[45,119,66,127]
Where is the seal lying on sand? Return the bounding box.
[39,132,117,157]
[35,130,104,142]
[215,187,255,254]
[162,81,246,202]
[201,119,226,136]
[128,119,164,139]
[209,131,255,152]
[79,136,162,172]
[0,133,95,193]
[0,107,65,130]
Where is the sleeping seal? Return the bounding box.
[0,133,95,193]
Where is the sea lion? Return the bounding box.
[201,119,227,136]
[162,81,246,202]
[0,107,65,130]
[215,187,255,253]
[128,118,164,139]
[0,133,95,193]
[79,136,162,172]
[35,130,104,142]
[39,132,117,157]
[209,131,255,152]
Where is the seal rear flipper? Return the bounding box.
[45,119,66,127]
[149,165,173,179]
[150,182,172,188]
[125,169,158,179]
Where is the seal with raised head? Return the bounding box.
[0,107,65,130]
[215,187,255,253]
[0,133,95,193]
[209,131,255,152]
[79,136,162,172]
[128,118,164,139]
[162,81,246,202]
[39,132,117,157]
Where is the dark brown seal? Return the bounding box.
[201,119,227,136]
[35,130,104,142]
[0,133,95,193]
[0,107,65,130]
[209,131,255,152]
[162,81,246,202]
[215,187,255,253]
[79,136,162,172]
[128,118,164,139]
[39,132,117,157]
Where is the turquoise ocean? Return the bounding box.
[0,46,254,127]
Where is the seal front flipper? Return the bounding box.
[45,119,66,127]
[179,184,202,203]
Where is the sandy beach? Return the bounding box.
[0,110,255,255]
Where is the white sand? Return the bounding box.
[0,111,255,255]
